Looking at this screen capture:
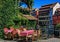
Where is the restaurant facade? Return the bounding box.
[38,2,60,37]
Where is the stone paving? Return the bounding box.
[34,38,60,42]
[0,38,60,42]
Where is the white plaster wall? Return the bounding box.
[53,3,60,15]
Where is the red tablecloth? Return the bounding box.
[4,28,9,34]
[20,30,34,36]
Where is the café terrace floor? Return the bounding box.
[0,38,60,42]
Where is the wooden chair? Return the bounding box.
[4,28,9,39]
[11,29,17,40]
[32,30,37,41]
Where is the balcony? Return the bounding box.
[39,9,50,12]
[39,16,49,17]
[39,20,49,21]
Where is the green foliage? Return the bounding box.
[56,23,60,28]
[27,20,36,29]
[0,0,35,39]
[0,0,18,38]
[19,7,30,14]
[0,0,16,27]
[20,0,34,9]
[13,14,28,28]
[0,29,4,39]
[20,0,34,14]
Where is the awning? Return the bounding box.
[23,15,37,20]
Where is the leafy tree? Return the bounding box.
[19,7,30,14]
[18,0,36,29]
[0,0,19,38]
[20,0,34,9]
[0,0,35,39]
[20,0,34,14]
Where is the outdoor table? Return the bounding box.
[8,30,12,33]
[20,30,34,42]
[20,30,34,36]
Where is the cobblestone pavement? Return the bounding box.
[34,38,60,42]
[0,38,60,42]
[0,39,16,42]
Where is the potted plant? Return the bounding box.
[56,23,60,37]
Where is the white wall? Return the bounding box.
[53,3,60,15]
